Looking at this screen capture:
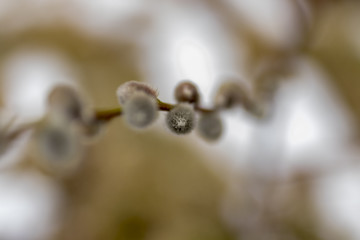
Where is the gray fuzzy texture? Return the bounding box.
[197,113,223,141]
[117,81,158,106]
[166,104,195,135]
[47,85,84,122]
[36,121,80,163]
[123,93,158,129]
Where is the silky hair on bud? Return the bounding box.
[116,81,158,106]
[47,85,84,122]
[166,104,195,135]
[174,80,200,104]
[123,92,158,129]
[197,113,223,141]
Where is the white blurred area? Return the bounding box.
[0,171,62,240]
[0,50,75,240]
[2,49,78,122]
[0,0,359,240]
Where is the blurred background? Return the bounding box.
[1,0,360,239]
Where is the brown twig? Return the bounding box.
[94,98,216,123]
[95,108,122,122]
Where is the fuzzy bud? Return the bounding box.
[197,113,223,141]
[123,92,158,129]
[214,82,250,110]
[116,81,158,106]
[166,104,195,135]
[34,119,83,173]
[174,81,200,104]
[81,117,104,140]
[47,85,84,122]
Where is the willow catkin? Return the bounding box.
[116,81,158,106]
[214,82,249,110]
[34,119,83,173]
[47,85,84,122]
[123,92,158,129]
[197,113,223,141]
[174,80,200,104]
[166,104,195,135]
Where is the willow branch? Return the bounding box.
[95,98,216,123]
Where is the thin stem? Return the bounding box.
[194,105,215,114]
[94,99,216,122]
[157,99,175,111]
[7,124,33,141]
[157,99,215,113]
[1,121,38,152]
[95,107,122,122]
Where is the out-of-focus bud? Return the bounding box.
[197,113,223,141]
[47,85,84,122]
[243,99,265,119]
[34,119,83,174]
[254,77,282,104]
[116,81,158,106]
[79,116,104,143]
[123,92,158,129]
[166,104,195,135]
[214,82,250,110]
[174,80,200,104]
[0,117,17,157]
[0,130,6,156]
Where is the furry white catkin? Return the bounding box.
[197,113,223,141]
[47,85,84,122]
[166,104,195,135]
[35,119,82,166]
[116,81,158,106]
[123,92,158,129]
[0,79,266,170]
